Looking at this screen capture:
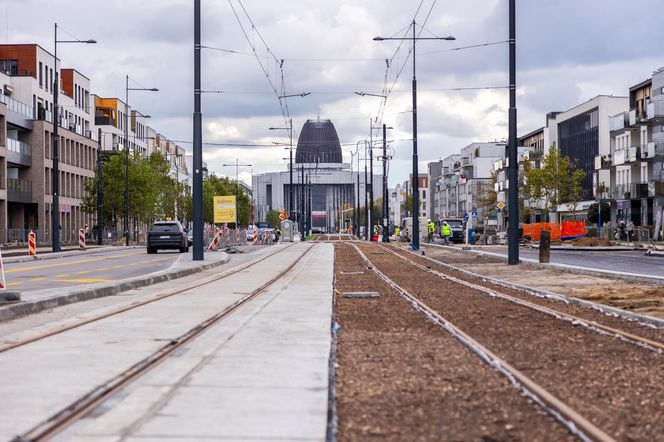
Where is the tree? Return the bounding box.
[587,202,610,225]
[477,171,498,218]
[521,148,586,221]
[265,210,280,228]
[202,174,252,227]
[401,195,421,215]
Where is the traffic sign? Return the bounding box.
[497,201,505,210]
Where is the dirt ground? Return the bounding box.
[418,246,664,319]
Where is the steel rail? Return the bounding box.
[14,243,316,442]
[382,244,664,353]
[0,244,296,354]
[350,243,615,442]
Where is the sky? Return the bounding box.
[3,0,664,187]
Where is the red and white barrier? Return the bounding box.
[0,249,6,290]
[28,231,36,258]
[79,228,86,249]
[208,229,221,251]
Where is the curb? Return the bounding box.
[527,245,637,252]
[414,245,664,328]
[0,253,230,323]
[422,243,664,286]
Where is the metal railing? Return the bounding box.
[7,178,32,193]
[7,229,41,244]
[0,93,33,118]
[6,138,32,156]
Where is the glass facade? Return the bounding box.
[557,107,599,195]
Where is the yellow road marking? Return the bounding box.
[54,274,71,278]
[76,271,92,275]
[28,277,47,282]
[8,282,23,286]
[5,252,142,273]
[111,265,124,269]
[55,278,112,283]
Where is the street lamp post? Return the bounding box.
[52,23,96,252]
[124,75,158,246]
[374,20,455,250]
[166,152,183,219]
[221,159,252,227]
[507,0,520,265]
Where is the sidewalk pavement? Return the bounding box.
[0,249,231,322]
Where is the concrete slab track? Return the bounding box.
[0,242,333,442]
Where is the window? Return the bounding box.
[39,62,43,88]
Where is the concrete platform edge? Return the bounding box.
[0,253,230,323]
[417,245,664,328]
[422,243,664,285]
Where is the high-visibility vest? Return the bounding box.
[427,222,435,233]
[442,224,451,236]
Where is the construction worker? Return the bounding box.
[394,225,400,240]
[427,219,435,243]
[441,220,452,245]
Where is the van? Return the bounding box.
[438,218,465,243]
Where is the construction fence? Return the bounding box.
[522,221,587,242]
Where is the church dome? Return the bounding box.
[295,119,342,164]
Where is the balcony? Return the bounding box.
[646,141,664,159]
[612,183,648,200]
[646,100,664,119]
[7,178,32,203]
[0,93,33,119]
[95,116,116,126]
[594,155,612,169]
[613,148,627,165]
[649,181,664,197]
[609,112,627,131]
[6,139,32,167]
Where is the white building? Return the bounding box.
[252,119,382,232]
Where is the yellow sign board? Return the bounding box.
[214,195,237,223]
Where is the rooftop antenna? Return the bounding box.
[317,106,320,122]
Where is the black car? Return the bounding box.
[147,221,189,254]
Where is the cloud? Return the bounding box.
[5,0,663,186]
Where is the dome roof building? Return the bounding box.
[295,119,342,164]
[253,117,382,233]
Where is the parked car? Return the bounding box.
[186,229,193,246]
[147,220,189,254]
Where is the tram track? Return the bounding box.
[349,242,664,441]
[0,243,296,354]
[379,244,664,353]
[12,243,316,442]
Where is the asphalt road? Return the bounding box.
[471,246,664,278]
[3,248,180,292]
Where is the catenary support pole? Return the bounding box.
[382,123,389,242]
[52,24,61,252]
[97,128,103,245]
[369,121,374,241]
[411,20,420,250]
[192,0,204,260]
[507,0,519,265]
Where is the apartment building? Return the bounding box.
[402,174,428,221]
[433,143,504,221]
[600,67,664,230]
[388,182,405,227]
[0,44,96,244]
[93,95,149,155]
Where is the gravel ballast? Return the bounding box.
[355,243,664,441]
[334,243,574,441]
